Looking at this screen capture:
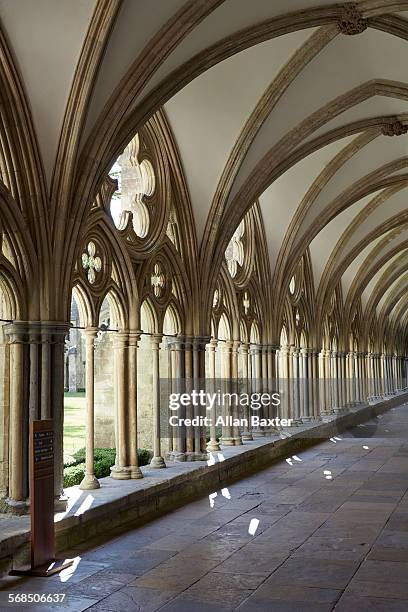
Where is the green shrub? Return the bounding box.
[63,447,151,487]
[63,463,86,487]
[70,447,116,466]
[137,448,151,467]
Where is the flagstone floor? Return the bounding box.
[1,402,408,611]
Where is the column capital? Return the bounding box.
[4,320,71,343]
[128,329,142,342]
[84,326,99,337]
[249,343,262,354]
[193,335,211,351]
[114,331,130,348]
[150,333,163,346]
[232,339,241,352]
[240,341,250,352]
[167,334,186,349]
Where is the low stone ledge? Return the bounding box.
[1,393,407,577]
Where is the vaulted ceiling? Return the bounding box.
[1,0,408,329]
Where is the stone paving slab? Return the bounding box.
[0,393,408,612]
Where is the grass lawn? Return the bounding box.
[64,392,86,459]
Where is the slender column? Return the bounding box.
[380,353,386,397]
[207,339,221,451]
[301,348,313,421]
[8,334,26,505]
[192,336,210,457]
[29,331,40,421]
[168,336,187,460]
[80,328,99,489]
[319,350,329,417]
[128,331,143,478]
[292,347,301,424]
[150,334,166,468]
[184,337,194,454]
[4,322,70,510]
[220,340,234,445]
[262,345,276,433]
[278,345,290,421]
[250,343,264,436]
[262,345,268,393]
[240,342,252,440]
[231,340,242,444]
[41,331,51,419]
[268,345,279,425]
[339,351,347,412]
[111,332,130,479]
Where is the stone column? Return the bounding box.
[220,340,235,445]
[250,343,264,437]
[111,332,128,479]
[268,345,279,425]
[0,324,10,498]
[183,337,194,455]
[80,327,100,490]
[168,336,187,460]
[278,345,290,421]
[111,331,143,479]
[5,327,26,508]
[231,340,242,445]
[240,342,252,440]
[319,349,330,417]
[292,347,301,424]
[4,321,70,511]
[150,334,166,468]
[192,336,210,458]
[299,348,311,422]
[207,339,221,451]
[128,331,143,478]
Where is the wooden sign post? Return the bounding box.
[11,420,73,577]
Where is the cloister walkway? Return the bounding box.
[1,402,408,611]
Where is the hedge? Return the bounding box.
[63,447,151,487]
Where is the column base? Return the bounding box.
[54,494,68,512]
[220,437,235,446]
[251,431,266,438]
[207,440,221,452]
[110,465,131,480]
[166,451,187,462]
[129,465,143,479]
[150,456,166,469]
[79,474,100,490]
[184,451,209,461]
[241,432,253,441]
[0,497,29,515]
[232,437,243,445]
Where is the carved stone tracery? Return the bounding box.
[338,3,367,36]
[381,120,408,137]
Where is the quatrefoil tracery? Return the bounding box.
[82,241,102,285]
[151,263,166,298]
